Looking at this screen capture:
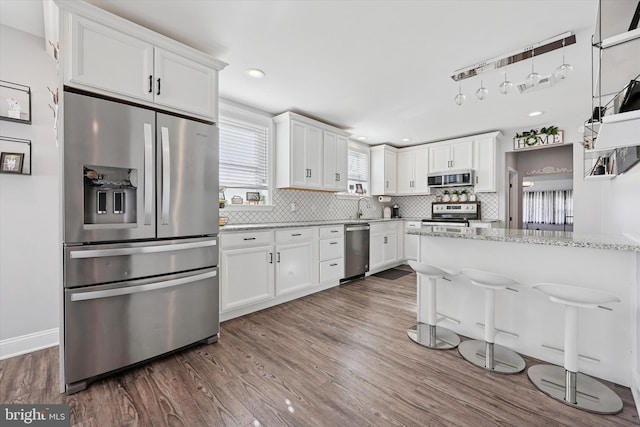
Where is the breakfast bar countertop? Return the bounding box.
[408,227,640,252]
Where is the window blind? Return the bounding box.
[348,149,369,182]
[219,116,268,189]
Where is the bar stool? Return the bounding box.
[406,261,460,350]
[528,283,623,414]
[458,268,526,374]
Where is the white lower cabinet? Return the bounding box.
[318,225,344,284]
[403,221,422,261]
[369,221,402,273]
[275,241,313,296]
[220,231,275,313]
[221,227,327,320]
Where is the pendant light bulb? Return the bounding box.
[499,69,513,95]
[525,49,541,88]
[454,83,466,106]
[554,38,573,80]
[475,70,488,100]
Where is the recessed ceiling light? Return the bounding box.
[529,111,543,117]
[356,136,367,140]
[401,138,412,142]
[245,68,265,80]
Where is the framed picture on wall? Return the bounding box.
[0,152,24,174]
[355,183,363,194]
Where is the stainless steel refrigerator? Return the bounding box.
[62,90,219,394]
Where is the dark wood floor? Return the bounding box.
[1,268,638,426]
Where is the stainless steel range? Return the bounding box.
[421,202,481,228]
[62,90,219,394]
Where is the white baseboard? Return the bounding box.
[0,328,59,360]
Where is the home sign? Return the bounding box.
[513,126,563,150]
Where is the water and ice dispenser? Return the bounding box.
[83,165,137,225]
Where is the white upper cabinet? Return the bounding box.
[429,140,473,173]
[56,2,227,120]
[153,48,218,118]
[370,145,397,195]
[396,146,430,195]
[473,135,499,193]
[275,112,349,191]
[69,16,154,102]
[323,132,348,191]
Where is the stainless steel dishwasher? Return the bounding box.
[344,223,370,280]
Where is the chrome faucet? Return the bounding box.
[356,197,370,219]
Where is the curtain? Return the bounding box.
[523,190,573,225]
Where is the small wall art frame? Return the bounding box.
[0,80,31,124]
[0,137,31,175]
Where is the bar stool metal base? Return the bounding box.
[527,364,623,414]
[407,323,460,350]
[458,340,525,374]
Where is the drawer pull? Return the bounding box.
[291,233,302,236]
[330,263,338,267]
[329,242,338,245]
[330,230,339,233]
[243,237,257,241]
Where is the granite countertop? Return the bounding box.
[219,218,422,232]
[407,227,640,252]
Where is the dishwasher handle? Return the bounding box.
[345,224,370,232]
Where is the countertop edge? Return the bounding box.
[219,218,421,232]
[407,229,640,252]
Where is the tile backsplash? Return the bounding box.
[221,187,500,224]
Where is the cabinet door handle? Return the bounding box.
[268,252,273,264]
[277,252,281,263]
[148,75,153,93]
[337,173,340,181]
[291,233,302,237]
[243,237,256,241]
[157,78,161,95]
[476,176,479,184]
[386,180,389,188]
[309,169,312,178]
[384,236,388,244]
[330,263,338,267]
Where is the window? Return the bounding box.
[218,100,272,206]
[345,142,370,196]
[523,190,573,225]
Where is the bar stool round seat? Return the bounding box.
[528,283,623,414]
[458,268,526,374]
[406,261,460,350]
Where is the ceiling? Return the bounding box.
[0,0,617,146]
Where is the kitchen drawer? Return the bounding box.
[275,228,314,244]
[370,221,399,233]
[405,221,421,230]
[319,259,344,283]
[221,231,273,249]
[319,225,344,239]
[319,238,344,261]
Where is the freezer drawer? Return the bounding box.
[64,267,219,388]
[64,236,217,288]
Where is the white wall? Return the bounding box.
[0,25,60,357]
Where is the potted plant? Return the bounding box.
[451,190,460,202]
[442,190,451,202]
[459,189,468,202]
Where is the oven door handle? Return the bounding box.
[160,126,171,225]
[69,239,217,259]
[70,270,217,302]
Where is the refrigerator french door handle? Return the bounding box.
[69,239,217,259]
[161,127,171,224]
[143,123,153,225]
[70,270,217,302]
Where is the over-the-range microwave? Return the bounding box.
[427,170,474,187]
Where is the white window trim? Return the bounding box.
[218,98,275,209]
